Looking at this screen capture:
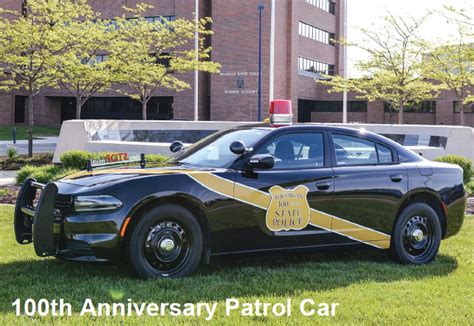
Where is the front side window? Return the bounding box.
[174,128,271,168]
[254,132,325,169]
[332,134,378,166]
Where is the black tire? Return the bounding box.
[391,203,442,264]
[128,204,203,279]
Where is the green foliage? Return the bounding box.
[466,180,474,196]
[318,13,439,124]
[0,0,94,125]
[6,146,17,160]
[53,18,115,119]
[109,5,220,119]
[16,165,78,185]
[0,204,473,324]
[60,150,168,170]
[146,154,168,163]
[0,126,60,141]
[435,155,472,184]
[60,150,95,170]
[0,153,53,170]
[422,6,474,126]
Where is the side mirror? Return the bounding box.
[170,140,184,153]
[248,154,274,170]
[230,140,247,155]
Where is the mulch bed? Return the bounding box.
[0,185,19,205]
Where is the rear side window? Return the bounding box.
[377,144,393,163]
[332,134,377,166]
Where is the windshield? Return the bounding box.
[171,128,271,168]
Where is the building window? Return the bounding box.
[384,101,436,113]
[297,99,368,122]
[298,22,335,45]
[14,96,26,124]
[94,54,109,63]
[298,56,335,76]
[305,0,335,15]
[144,16,176,23]
[453,101,474,113]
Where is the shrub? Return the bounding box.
[60,150,168,170]
[26,152,54,166]
[6,146,17,160]
[435,155,472,184]
[466,180,474,196]
[60,150,94,170]
[146,154,168,163]
[16,165,78,185]
[1,152,54,170]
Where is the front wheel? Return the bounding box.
[128,205,203,278]
[391,203,442,264]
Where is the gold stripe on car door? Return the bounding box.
[188,173,391,249]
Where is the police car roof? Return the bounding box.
[239,122,381,136]
[237,122,417,157]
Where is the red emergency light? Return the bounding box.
[269,100,293,127]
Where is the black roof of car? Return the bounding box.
[237,122,424,162]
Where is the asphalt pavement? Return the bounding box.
[0,137,58,156]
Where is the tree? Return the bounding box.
[109,5,220,120]
[421,4,474,125]
[318,13,438,124]
[424,43,473,126]
[0,0,93,156]
[52,19,115,119]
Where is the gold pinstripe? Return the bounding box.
[63,168,391,249]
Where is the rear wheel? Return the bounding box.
[128,205,203,278]
[391,203,442,264]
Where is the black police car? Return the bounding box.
[14,117,466,279]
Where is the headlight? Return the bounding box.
[73,195,123,212]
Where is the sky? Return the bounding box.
[346,0,473,77]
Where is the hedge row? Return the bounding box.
[60,151,167,170]
[16,165,78,185]
[15,151,168,185]
[0,153,53,170]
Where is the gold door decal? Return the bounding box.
[266,185,311,231]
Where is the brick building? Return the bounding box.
[0,0,471,126]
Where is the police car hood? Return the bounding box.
[57,164,217,187]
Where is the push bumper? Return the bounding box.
[14,178,122,261]
[14,178,59,256]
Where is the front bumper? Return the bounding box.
[14,178,123,262]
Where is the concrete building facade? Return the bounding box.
[0,0,472,126]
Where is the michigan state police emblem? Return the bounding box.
[266,185,311,231]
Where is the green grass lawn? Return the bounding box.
[0,126,60,141]
[0,204,472,325]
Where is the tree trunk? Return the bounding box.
[27,88,34,158]
[76,98,82,120]
[142,101,147,120]
[460,103,466,126]
[398,101,404,125]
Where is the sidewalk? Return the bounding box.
[0,136,59,145]
[0,170,16,186]
[0,137,59,155]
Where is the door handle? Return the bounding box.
[390,174,403,182]
[316,182,331,190]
